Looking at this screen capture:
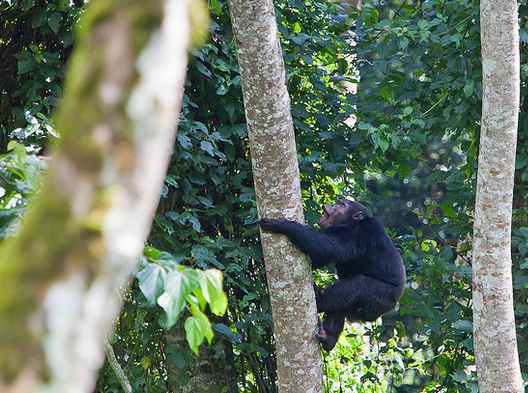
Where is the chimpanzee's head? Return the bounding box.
[317,199,371,228]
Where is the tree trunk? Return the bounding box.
[472,1,523,392]
[165,322,237,393]
[0,0,200,391]
[228,1,324,392]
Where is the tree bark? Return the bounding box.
[472,1,523,392]
[0,0,199,391]
[165,322,237,393]
[228,1,324,392]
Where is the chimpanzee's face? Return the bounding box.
[317,200,370,228]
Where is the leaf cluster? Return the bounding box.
[135,247,228,355]
[0,142,47,239]
[0,0,83,151]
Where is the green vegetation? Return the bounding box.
[2,0,528,391]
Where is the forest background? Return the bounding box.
[1,0,528,392]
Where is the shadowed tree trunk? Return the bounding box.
[472,0,523,392]
[165,321,237,393]
[228,0,324,392]
[0,0,201,391]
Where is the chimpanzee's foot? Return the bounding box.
[315,315,342,351]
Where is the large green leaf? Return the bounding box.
[157,268,200,327]
[198,269,228,316]
[135,258,167,306]
[184,305,213,355]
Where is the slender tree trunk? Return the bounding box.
[165,322,237,393]
[0,0,199,391]
[472,1,523,392]
[228,1,324,392]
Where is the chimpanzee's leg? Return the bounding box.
[316,275,400,322]
[316,313,345,351]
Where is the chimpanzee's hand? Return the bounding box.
[259,217,290,233]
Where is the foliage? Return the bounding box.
[0,0,77,236]
[135,247,228,354]
[0,142,47,238]
[97,1,365,391]
[3,0,528,392]
[346,0,482,391]
[0,0,83,152]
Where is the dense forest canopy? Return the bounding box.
[1,0,528,391]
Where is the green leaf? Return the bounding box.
[48,12,62,34]
[216,85,228,95]
[188,216,202,232]
[185,305,213,355]
[418,19,428,30]
[140,356,151,370]
[165,175,179,188]
[463,80,474,97]
[398,163,411,179]
[157,268,200,327]
[413,118,426,128]
[177,133,192,149]
[357,121,371,131]
[200,141,215,156]
[213,324,243,343]
[199,269,228,316]
[169,349,189,370]
[196,195,215,208]
[7,141,18,151]
[11,142,27,165]
[210,0,222,15]
[397,36,409,50]
[180,211,201,232]
[440,201,456,218]
[520,28,528,44]
[452,320,472,332]
[15,52,36,74]
[192,286,208,311]
[378,139,389,152]
[194,61,212,77]
[192,121,209,134]
[192,245,219,266]
[135,258,167,306]
[403,106,413,116]
[408,131,427,145]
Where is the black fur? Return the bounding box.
[259,200,405,351]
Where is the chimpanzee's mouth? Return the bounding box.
[317,205,330,226]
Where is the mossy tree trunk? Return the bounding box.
[228,0,324,392]
[0,0,202,391]
[472,1,523,392]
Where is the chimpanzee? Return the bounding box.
[259,199,405,351]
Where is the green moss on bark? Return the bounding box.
[0,0,165,381]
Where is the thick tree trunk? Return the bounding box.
[472,1,523,392]
[0,0,198,391]
[228,1,324,392]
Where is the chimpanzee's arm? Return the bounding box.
[259,218,361,266]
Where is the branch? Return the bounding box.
[105,341,133,393]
